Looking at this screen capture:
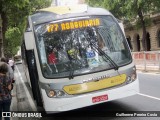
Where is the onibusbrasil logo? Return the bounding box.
[2,112,42,118]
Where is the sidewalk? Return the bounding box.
[10,82,17,111]
[9,69,39,120]
[10,76,18,120]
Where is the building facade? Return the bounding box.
[125,13,160,52]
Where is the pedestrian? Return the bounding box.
[0,57,14,81]
[8,58,15,72]
[0,62,12,120]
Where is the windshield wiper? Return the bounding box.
[90,42,119,71]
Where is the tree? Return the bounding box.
[29,0,52,12]
[5,27,21,56]
[0,0,52,57]
[86,0,160,51]
[122,0,160,51]
[0,0,30,57]
[85,0,104,7]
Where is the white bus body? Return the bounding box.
[22,5,139,113]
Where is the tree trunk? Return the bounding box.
[0,4,3,57]
[138,9,147,51]
[1,12,8,57]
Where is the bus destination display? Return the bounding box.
[47,18,100,32]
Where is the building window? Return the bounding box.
[146,32,151,51]
[136,35,140,51]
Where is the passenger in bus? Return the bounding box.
[97,33,109,54]
[0,62,12,120]
[98,40,105,49]
[48,47,58,64]
[97,33,110,64]
[67,47,84,63]
[58,48,69,63]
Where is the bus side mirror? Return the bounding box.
[24,32,34,50]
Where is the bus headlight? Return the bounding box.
[56,91,65,97]
[46,90,65,98]
[47,90,56,98]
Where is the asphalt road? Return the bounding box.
[10,64,160,120]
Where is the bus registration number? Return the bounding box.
[92,94,108,103]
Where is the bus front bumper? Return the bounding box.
[41,79,139,113]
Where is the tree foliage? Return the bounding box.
[29,0,52,12]
[85,0,104,7]
[0,0,52,57]
[5,27,21,56]
[86,0,160,51]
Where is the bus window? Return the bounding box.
[34,16,132,78]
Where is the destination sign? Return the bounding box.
[47,18,100,32]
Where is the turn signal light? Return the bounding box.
[126,73,137,84]
[131,73,136,81]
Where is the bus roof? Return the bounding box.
[30,4,112,25]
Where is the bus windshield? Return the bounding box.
[34,16,132,78]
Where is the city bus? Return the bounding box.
[21,4,139,113]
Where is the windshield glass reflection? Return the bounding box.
[35,16,131,78]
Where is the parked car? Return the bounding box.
[15,59,22,64]
[14,55,22,65]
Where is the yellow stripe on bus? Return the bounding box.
[40,4,87,15]
[63,74,126,95]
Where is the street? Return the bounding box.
[10,64,160,120]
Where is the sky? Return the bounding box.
[57,0,79,6]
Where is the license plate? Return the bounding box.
[92,95,108,103]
